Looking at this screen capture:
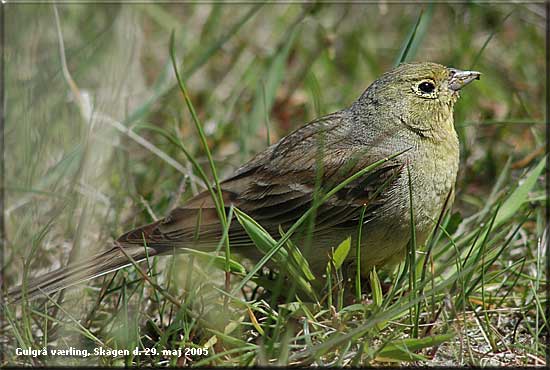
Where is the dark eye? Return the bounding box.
[418,81,435,94]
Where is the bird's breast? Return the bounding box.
[408,129,460,236]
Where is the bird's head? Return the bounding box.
[355,62,480,136]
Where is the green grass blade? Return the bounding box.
[169,32,231,275]
[234,208,317,300]
[369,267,383,308]
[376,332,455,362]
[355,205,367,301]
[179,248,246,275]
[394,4,433,66]
[494,157,545,227]
[332,236,351,270]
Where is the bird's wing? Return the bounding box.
[118,111,406,249]
[223,148,404,233]
[220,110,406,233]
[117,189,249,249]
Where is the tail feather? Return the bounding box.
[7,244,165,303]
[7,210,228,303]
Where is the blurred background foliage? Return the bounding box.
[3,2,546,366]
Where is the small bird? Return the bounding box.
[8,62,480,301]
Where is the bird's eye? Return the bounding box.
[418,81,435,94]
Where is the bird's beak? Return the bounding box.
[448,68,481,91]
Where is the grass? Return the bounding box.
[2,2,547,367]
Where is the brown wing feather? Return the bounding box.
[118,111,405,252]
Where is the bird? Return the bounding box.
[7,62,480,302]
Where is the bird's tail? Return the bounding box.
[6,244,169,303]
[7,221,171,303]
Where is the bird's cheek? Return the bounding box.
[441,94,458,109]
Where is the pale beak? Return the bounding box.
[448,68,481,91]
